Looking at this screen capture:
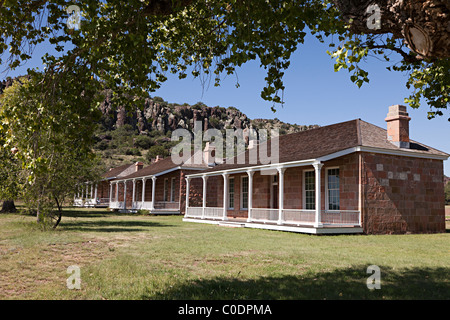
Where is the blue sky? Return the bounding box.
[1,34,449,175]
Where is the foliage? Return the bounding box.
[133,135,154,149]
[445,182,450,205]
[146,145,170,161]
[327,32,449,120]
[0,75,100,228]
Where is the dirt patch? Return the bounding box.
[0,239,114,299]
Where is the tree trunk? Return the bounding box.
[333,0,450,60]
[1,200,17,213]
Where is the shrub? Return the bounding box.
[134,135,153,149]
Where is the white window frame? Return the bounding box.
[240,175,249,210]
[303,169,315,210]
[228,177,235,210]
[325,166,340,212]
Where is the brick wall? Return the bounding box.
[362,152,445,234]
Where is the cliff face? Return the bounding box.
[99,91,316,136]
[2,77,316,135]
[99,92,252,134]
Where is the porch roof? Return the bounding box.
[188,119,448,177]
[102,163,136,179]
[113,151,210,181]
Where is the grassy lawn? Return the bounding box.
[0,207,449,300]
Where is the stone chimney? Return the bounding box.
[203,142,216,165]
[135,161,144,172]
[385,105,411,149]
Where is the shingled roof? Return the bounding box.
[199,119,448,173]
[102,163,136,179]
[116,150,210,180]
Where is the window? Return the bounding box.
[304,170,315,210]
[170,177,176,202]
[164,178,169,201]
[327,168,340,210]
[228,177,235,209]
[241,176,249,209]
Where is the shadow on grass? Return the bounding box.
[60,219,175,232]
[148,265,449,300]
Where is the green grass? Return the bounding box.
[0,208,449,300]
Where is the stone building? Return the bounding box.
[184,105,449,235]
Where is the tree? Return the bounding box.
[0,1,448,120]
[330,0,449,120]
[0,1,448,213]
[0,76,100,228]
[445,181,450,205]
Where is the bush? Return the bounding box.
[134,135,153,149]
[445,182,450,205]
[146,145,169,161]
[125,148,141,156]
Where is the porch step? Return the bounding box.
[218,221,245,228]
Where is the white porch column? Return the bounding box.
[142,178,146,203]
[313,162,323,228]
[94,184,98,203]
[123,181,127,210]
[151,176,156,211]
[109,182,113,204]
[132,179,136,209]
[185,177,190,210]
[222,173,228,221]
[115,181,119,202]
[90,183,94,199]
[202,175,208,219]
[247,170,255,222]
[277,167,286,225]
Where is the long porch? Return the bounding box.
[184,207,362,234]
[183,157,363,234]
[109,176,181,214]
[73,181,110,208]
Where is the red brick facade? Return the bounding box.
[361,152,445,234]
[189,152,445,234]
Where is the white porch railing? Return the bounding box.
[321,210,361,226]
[186,207,203,218]
[109,201,125,210]
[251,208,279,223]
[283,209,316,225]
[153,201,180,211]
[73,199,84,207]
[203,207,223,220]
[131,201,153,210]
[186,207,361,227]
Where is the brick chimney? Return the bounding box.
[385,105,411,149]
[135,161,144,172]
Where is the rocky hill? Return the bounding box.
[1,76,318,167]
[99,91,316,135]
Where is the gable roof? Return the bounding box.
[102,163,136,179]
[116,150,210,181]
[198,119,448,174]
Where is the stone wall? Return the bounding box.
[361,152,445,234]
